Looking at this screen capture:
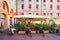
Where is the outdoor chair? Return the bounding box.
[54,29,60,36]
[55,28,60,33]
[9,24,16,34]
[54,24,60,33]
[25,27,32,37]
[55,29,59,33]
[39,26,44,33]
[39,27,45,36]
[0,28,4,33]
[36,30,39,34]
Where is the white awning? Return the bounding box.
[14,15,50,18]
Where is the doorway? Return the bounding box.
[0,14,4,28]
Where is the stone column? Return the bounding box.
[46,19,49,24]
[14,18,16,24]
[0,14,1,27]
[8,15,10,28]
[0,0,3,9]
[12,17,14,26]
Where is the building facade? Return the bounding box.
[0,0,60,29]
[16,0,60,24]
[0,0,16,29]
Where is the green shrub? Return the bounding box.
[49,22,57,30]
[35,24,41,30]
[17,23,26,31]
[29,24,36,31]
[43,24,49,30]
[30,26,36,31]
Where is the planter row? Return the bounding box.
[18,30,49,35]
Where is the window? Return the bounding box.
[43,13,46,16]
[50,0,53,2]
[29,4,31,9]
[43,4,46,10]
[36,0,39,2]
[50,4,53,10]
[3,2,5,9]
[21,4,24,9]
[57,5,59,10]
[29,13,31,15]
[3,4,5,9]
[29,0,31,2]
[36,13,39,15]
[1,15,4,27]
[57,13,60,17]
[50,13,53,16]
[57,0,59,2]
[21,0,24,2]
[49,19,53,22]
[36,4,39,10]
[43,0,46,2]
[21,12,24,15]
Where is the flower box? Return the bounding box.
[43,30,49,34]
[18,31,25,35]
[31,31,36,34]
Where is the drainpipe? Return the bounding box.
[12,17,14,26]
[40,0,42,24]
[0,12,1,27]
[0,0,2,27]
[16,0,17,15]
[8,14,10,28]
[41,0,42,15]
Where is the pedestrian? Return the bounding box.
[39,25,45,36]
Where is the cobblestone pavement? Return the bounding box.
[0,30,60,40]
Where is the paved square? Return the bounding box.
[0,31,60,40]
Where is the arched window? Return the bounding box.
[49,19,53,22]
[36,0,39,2]
[3,2,5,9]
[21,12,24,15]
[50,13,53,16]
[50,4,53,10]
[29,0,31,2]
[57,5,59,10]
[43,4,46,10]
[57,0,59,2]
[21,4,24,9]
[3,1,9,13]
[29,13,31,15]
[57,13,60,17]
[43,13,46,16]
[43,0,46,2]
[50,0,53,2]
[29,4,31,9]
[36,13,39,15]
[21,0,24,2]
[1,15,4,27]
[36,4,39,10]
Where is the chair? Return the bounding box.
[9,24,16,34]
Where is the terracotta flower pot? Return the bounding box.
[18,31,25,35]
[31,31,36,34]
[43,30,49,34]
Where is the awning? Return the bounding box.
[14,15,51,18]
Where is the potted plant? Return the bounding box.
[30,24,36,34]
[49,22,57,33]
[17,23,26,34]
[43,24,49,34]
[35,24,41,33]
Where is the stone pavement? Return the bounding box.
[0,30,60,40]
